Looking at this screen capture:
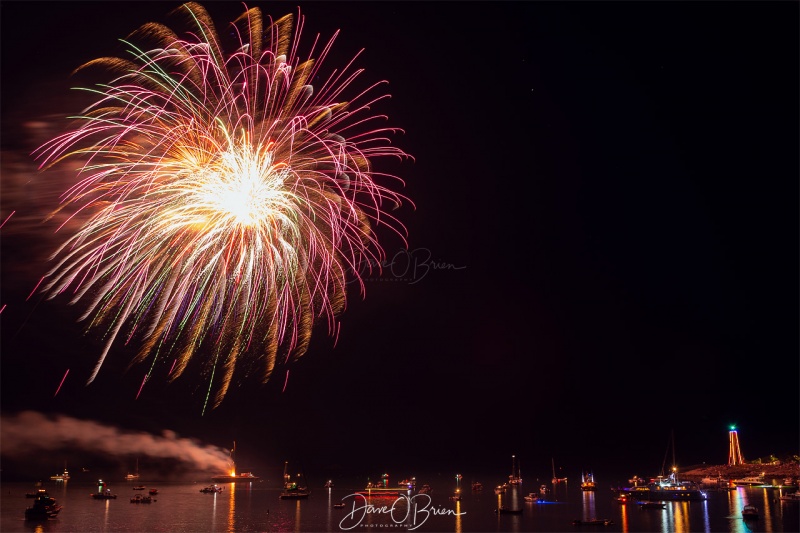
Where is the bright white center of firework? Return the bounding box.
[199,143,289,227]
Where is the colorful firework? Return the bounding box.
[34,2,410,411]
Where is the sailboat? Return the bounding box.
[616,431,707,501]
[211,442,261,482]
[279,461,310,499]
[509,455,522,484]
[551,458,567,484]
[125,458,140,481]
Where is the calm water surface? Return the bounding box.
[2,478,798,532]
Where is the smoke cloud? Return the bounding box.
[0,411,231,473]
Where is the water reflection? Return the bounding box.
[669,501,691,533]
[326,487,332,531]
[227,483,235,531]
[582,490,596,520]
[454,500,462,533]
[618,498,630,532]
[210,490,218,531]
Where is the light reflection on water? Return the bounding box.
[2,480,798,532]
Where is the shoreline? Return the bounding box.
[678,463,799,482]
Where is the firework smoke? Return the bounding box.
[33,2,411,410]
[0,411,231,473]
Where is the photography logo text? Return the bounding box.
[354,248,466,285]
[338,493,465,531]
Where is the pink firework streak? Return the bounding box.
[54,369,69,397]
[33,2,412,411]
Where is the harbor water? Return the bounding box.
[2,478,798,532]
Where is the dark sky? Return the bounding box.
[1,1,798,485]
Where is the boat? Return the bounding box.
[731,474,766,486]
[357,474,405,498]
[539,484,550,495]
[639,501,666,509]
[614,494,630,504]
[333,502,347,509]
[741,504,759,520]
[701,474,734,490]
[580,471,596,491]
[324,480,334,489]
[132,485,146,490]
[509,454,522,485]
[130,494,154,503]
[471,481,483,491]
[24,489,62,520]
[524,492,539,502]
[495,506,523,514]
[125,458,140,481]
[200,485,223,493]
[700,473,730,485]
[552,458,567,484]
[91,480,117,500]
[779,492,800,501]
[148,488,159,495]
[50,465,70,482]
[617,472,707,502]
[279,461,310,499]
[616,432,707,502]
[572,518,614,526]
[449,489,462,501]
[494,484,506,494]
[25,482,45,498]
[398,477,416,490]
[210,442,261,483]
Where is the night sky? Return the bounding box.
[1,1,798,486]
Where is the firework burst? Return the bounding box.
[34,2,410,410]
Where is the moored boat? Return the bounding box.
[509,454,522,485]
[211,442,261,483]
[616,434,707,502]
[125,458,140,481]
[741,504,759,520]
[130,494,154,503]
[279,461,310,499]
[524,492,539,502]
[639,501,666,509]
[24,489,62,520]
[616,474,707,502]
[398,477,416,489]
[50,466,70,482]
[580,471,596,491]
[200,484,223,493]
[91,480,117,499]
[357,474,406,498]
[731,474,766,486]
